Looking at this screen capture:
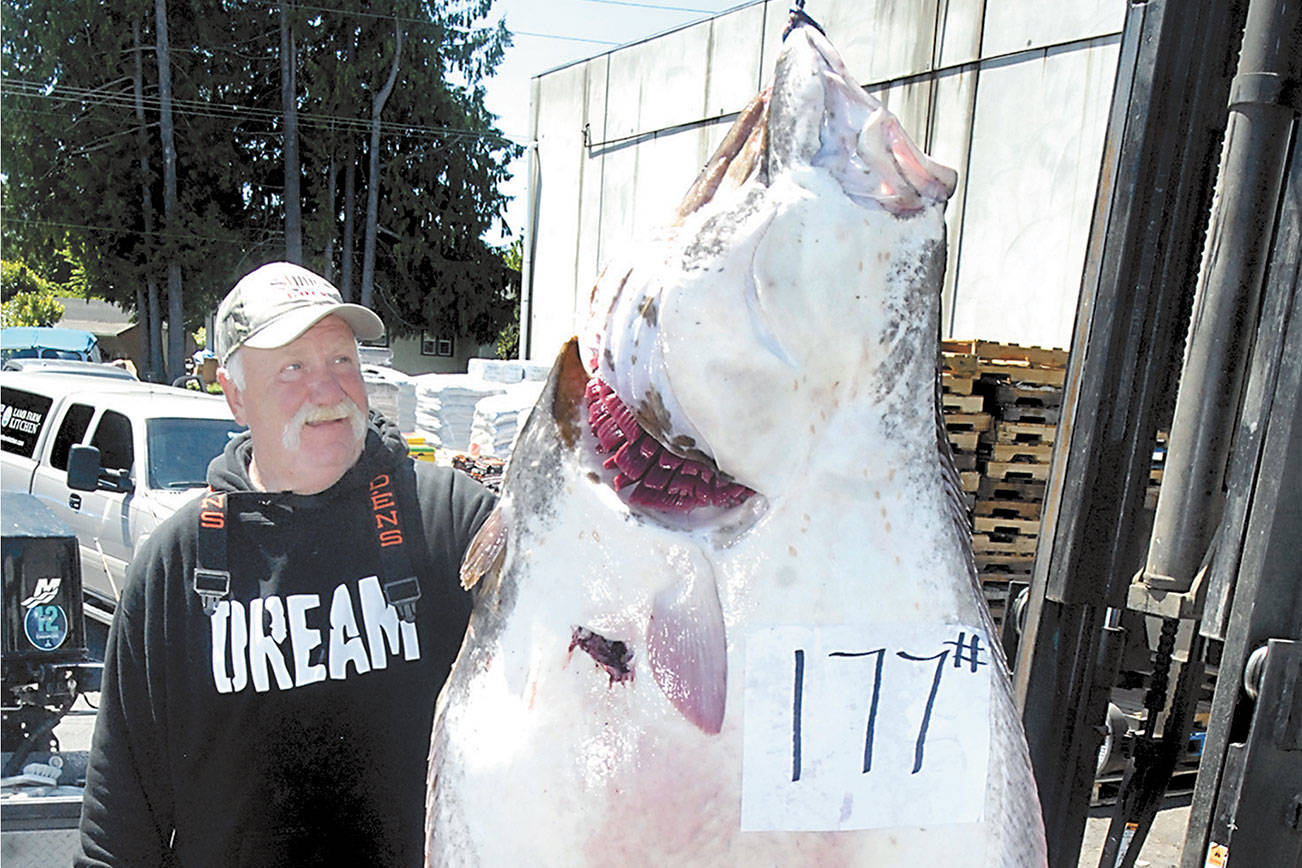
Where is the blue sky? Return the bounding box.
[482,0,747,241]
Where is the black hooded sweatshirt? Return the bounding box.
[77,414,495,867]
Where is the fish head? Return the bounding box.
[586,18,956,516]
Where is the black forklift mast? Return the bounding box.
[1011,0,1301,865]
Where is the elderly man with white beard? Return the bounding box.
[77,262,497,868]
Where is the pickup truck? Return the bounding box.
[1,370,244,624]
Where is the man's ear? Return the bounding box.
[218,371,248,426]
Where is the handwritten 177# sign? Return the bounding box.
[741,623,992,831]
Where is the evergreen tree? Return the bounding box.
[2,0,519,373]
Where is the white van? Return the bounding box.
[1,371,244,624]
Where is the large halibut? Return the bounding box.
[427,13,1048,866]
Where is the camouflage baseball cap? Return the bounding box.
[215,262,384,365]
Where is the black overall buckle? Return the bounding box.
[383,576,421,623]
[193,568,231,616]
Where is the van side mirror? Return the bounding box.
[67,445,102,491]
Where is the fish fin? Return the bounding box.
[674,91,770,223]
[549,338,592,449]
[646,554,727,734]
[460,504,508,591]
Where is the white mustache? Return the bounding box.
[281,398,367,451]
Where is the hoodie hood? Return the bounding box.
[207,410,409,503]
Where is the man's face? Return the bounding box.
[221,315,369,494]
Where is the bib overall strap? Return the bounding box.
[194,490,230,616]
[369,472,421,623]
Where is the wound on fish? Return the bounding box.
[569,626,635,685]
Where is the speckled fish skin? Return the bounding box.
[427,19,1047,867]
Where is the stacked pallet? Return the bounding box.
[1148,430,1169,509]
[941,340,1069,625]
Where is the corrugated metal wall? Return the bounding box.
[521,0,1126,363]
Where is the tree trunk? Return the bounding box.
[131,18,161,380]
[155,0,183,378]
[341,140,356,301]
[323,154,338,281]
[148,282,163,381]
[361,18,402,310]
[280,2,302,263]
[167,264,184,378]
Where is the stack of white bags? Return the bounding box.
[467,382,545,457]
[361,365,417,433]
[411,374,507,450]
[407,358,548,452]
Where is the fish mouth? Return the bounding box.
[585,377,755,514]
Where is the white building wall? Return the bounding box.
[521,0,1127,364]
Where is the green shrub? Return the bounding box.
[1,290,65,328]
[1,260,57,303]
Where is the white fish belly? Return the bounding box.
[428,461,1045,866]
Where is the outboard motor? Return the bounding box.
[2,493,101,783]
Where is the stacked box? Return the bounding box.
[941,340,1069,626]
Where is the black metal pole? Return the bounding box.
[1013,1,1250,864]
[1142,0,1302,594]
[1181,91,1302,868]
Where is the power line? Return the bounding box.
[245,0,618,46]
[0,78,526,145]
[582,0,718,13]
[0,214,268,245]
[507,29,618,46]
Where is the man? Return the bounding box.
[77,262,496,866]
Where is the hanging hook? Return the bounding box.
[783,0,826,40]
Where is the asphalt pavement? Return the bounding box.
[1078,798,1193,867]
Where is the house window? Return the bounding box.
[421,331,454,357]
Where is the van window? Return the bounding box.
[90,410,134,473]
[1,387,54,458]
[51,403,95,470]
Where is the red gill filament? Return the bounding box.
[585,378,754,512]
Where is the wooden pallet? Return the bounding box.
[948,430,980,452]
[1091,767,1200,807]
[991,421,1058,445]
[942,371,976,395]
[1000,404,1062,425]
[986,460,1053,483]
[982,582,1011,615]
[941,340,1068,597]
[977,362,1067,388]
[945,412,992,433]
[942,392,986,413]
[951,450,978,472]
[979,571,1032,589]
[942,339,1070,369]
[994,382,1063,408]
[974,515,1040,537]
[975,499,1042,520]
[972,534,1038,556]
[942,353,980,377]
[990,442,1055,464]
[978,477,1047,502]
[979,556,1036,577]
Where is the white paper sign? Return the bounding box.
[741,623,992,832]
